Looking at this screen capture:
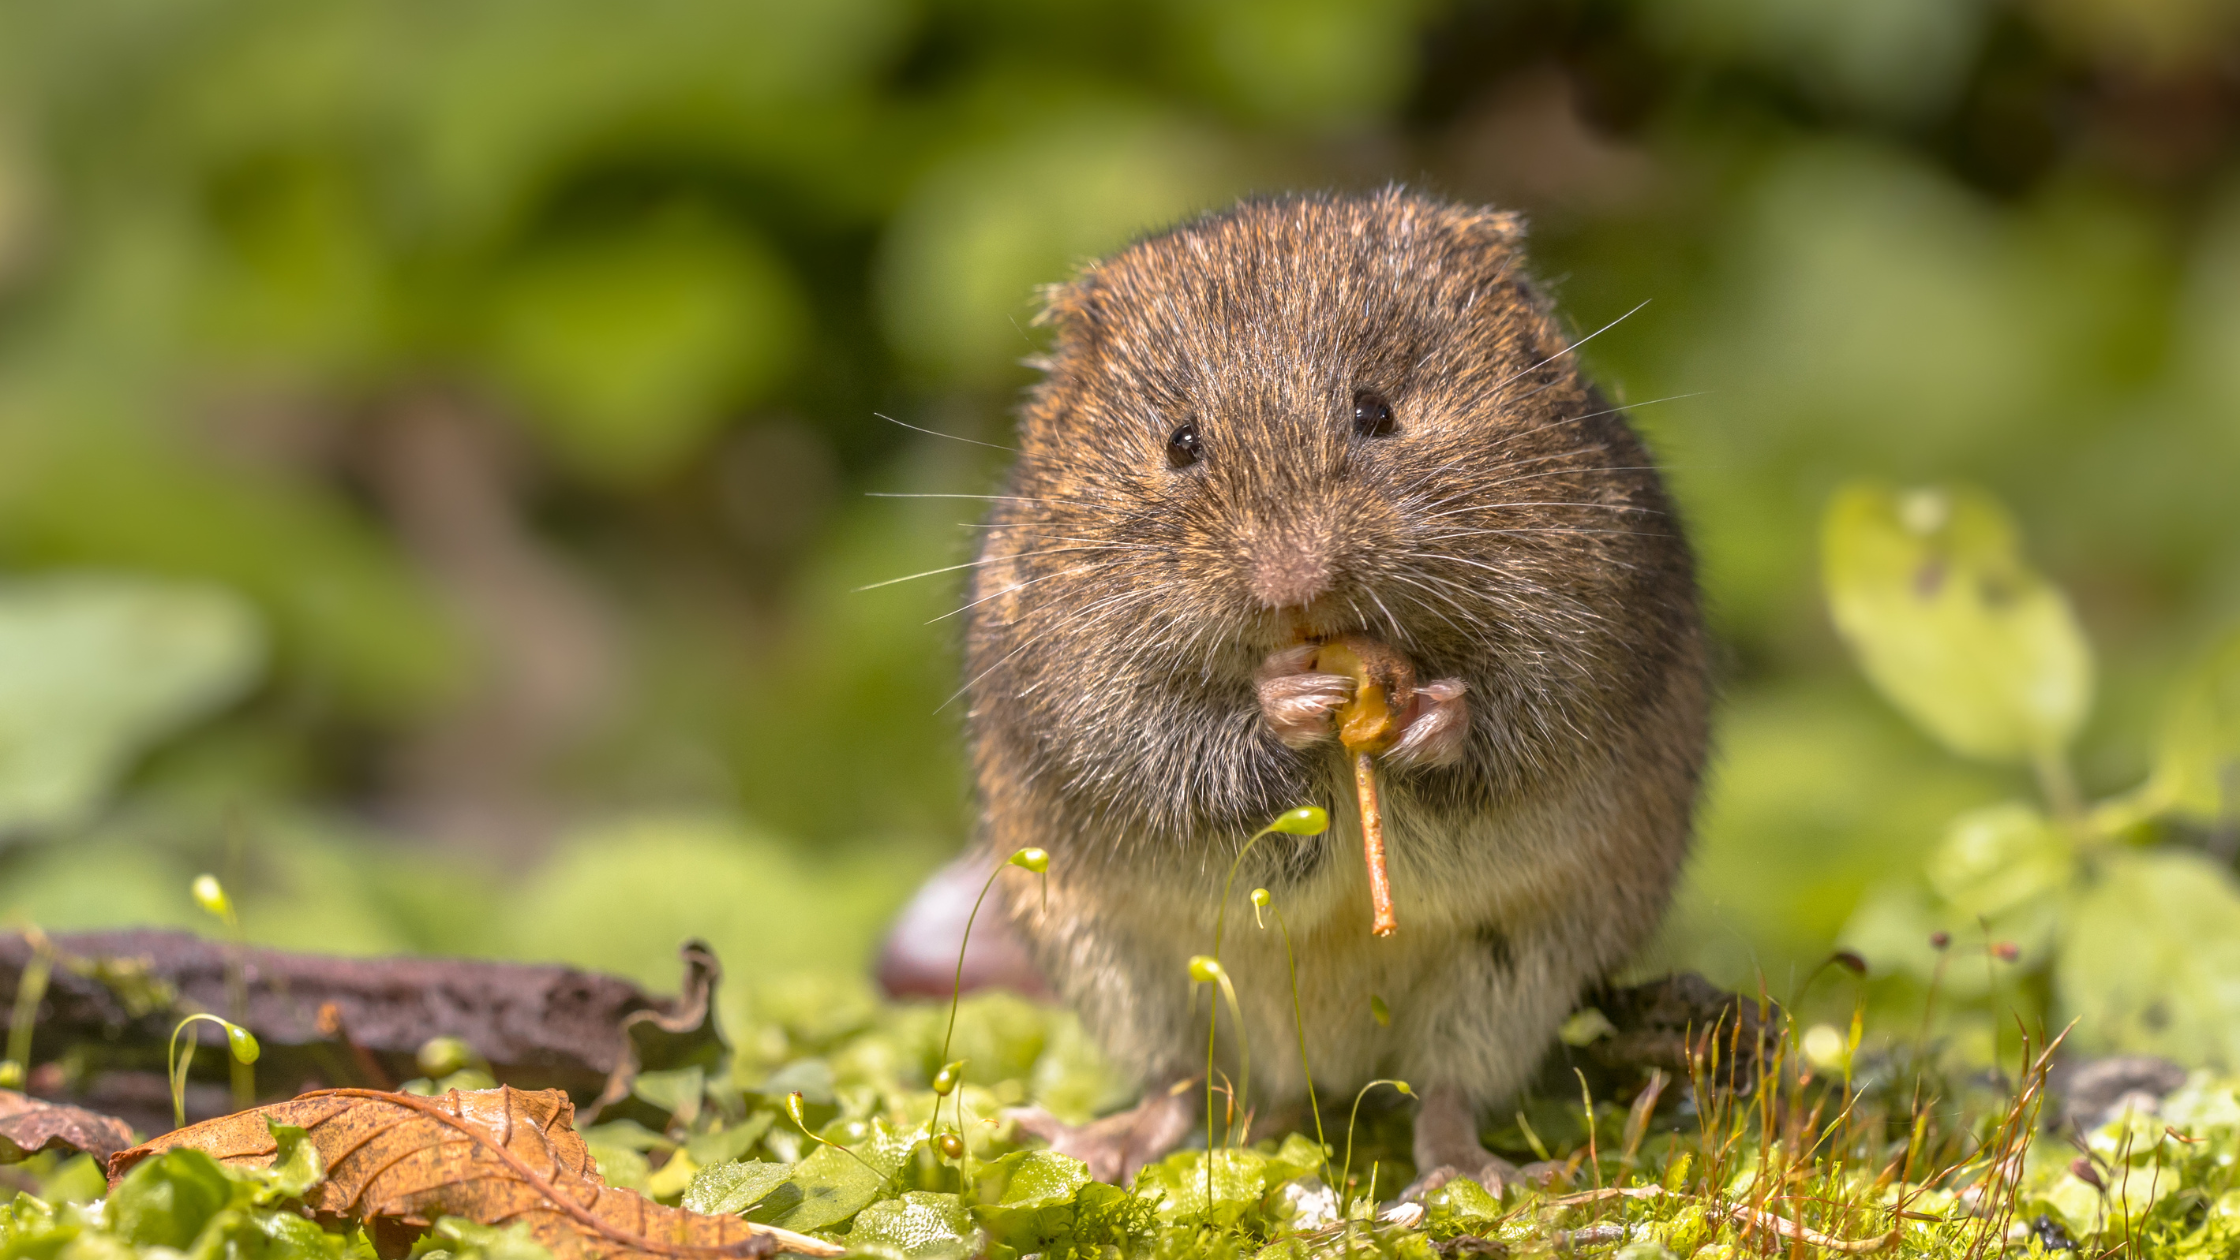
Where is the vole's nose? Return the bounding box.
[1249,534,1330,609]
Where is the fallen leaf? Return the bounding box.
[0,1088,137,1162]
[592,941,726,1123]
[108,1085,842,1259]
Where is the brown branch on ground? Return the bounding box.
[1581,973,1780,1082]
[1,930,693,1132]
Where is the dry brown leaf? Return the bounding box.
[0,1089,137,1162]
[108,1086,842,1259]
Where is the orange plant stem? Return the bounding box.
[1355,750,1396,937]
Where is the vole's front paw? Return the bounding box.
[1387,678,1469,769]
[1256,644,1354,748]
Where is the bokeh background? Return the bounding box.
[1,0,2236,1032]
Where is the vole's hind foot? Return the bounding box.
[1402,1154,1522,1203]
[1005,1083,1197,1183]
[1405,1082,1518,1202]
[1256,644,1354,747]
[1387,678,1469,769]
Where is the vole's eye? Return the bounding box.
[1165,422,1203,469]
[1352,392,1396,437]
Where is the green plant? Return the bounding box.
[1249,886,1330,1185]
[1191,807,1330,1207]
[1199,807,1328,1138]
[0,926,52,1090]
[1826,482,2240,1067]
[192,872,256,1108]
[915,845,1048,1171]
[166,1012,260,1128]
[782,1090,885,1179]
[1337,1079,1412,1216]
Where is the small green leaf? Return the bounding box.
[583,1140,651,1194]
[1132,1148,1274,1228]
[1558,1008,1615,1047]
[682,1159,795,1216]
[1070,1180,1153,1249]
[683,1113,773,1168]
[754,1058,835,1107]
[2148,629,2240,825]
[413,1216,557,1260]
[415,1036,479,1079]
[847,1192,981,1260]
[1269,1132,1327,1177]
[580,1119,674,1153]
[759,1117,914,1233]
[971,1150,1092,1252]
[1926,801,2071,919]
[633,1065,705,1127]
[1425,1173,1504,1236]
[2057,849,2240,1067]
[108,1148,238,1249]
[761,1145,881,1232]
[256,1121,324,1204]
[1822,482,2092,763]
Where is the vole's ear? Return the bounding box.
[1026,275,1107,372]
[1451,208,1528,272]
[1032,276,1102,332]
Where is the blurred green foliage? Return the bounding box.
[1827,482,2240,1068]
[0,0,2237,1051]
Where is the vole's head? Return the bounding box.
[980,189,1685,709]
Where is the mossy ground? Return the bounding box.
[10,984,2235,1259]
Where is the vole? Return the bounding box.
[961,189,1710,1191]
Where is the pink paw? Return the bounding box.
[1387,678,1469,768]
[1255,644,1354,747]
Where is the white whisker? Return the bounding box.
[855,544,1138,591]
[1424,500,1666,522]
[874,412,1015,452]
[927,559,1132,624]
[867,492,1127,513]
[1486,299,1650,397]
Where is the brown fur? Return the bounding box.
[964,189,1709,1137]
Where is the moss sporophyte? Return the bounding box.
[1194,806,1331,1207]
[930,846,1048,1163]
[166,1012,260,1128]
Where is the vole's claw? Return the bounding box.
[1255,644,1354,747]
[1401,1155,1520,1203]
[1387,678,1469,768]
